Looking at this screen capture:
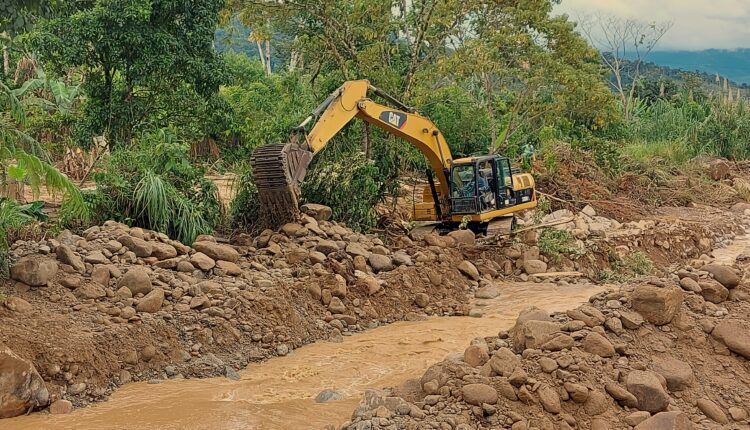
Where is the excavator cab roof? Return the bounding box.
[452,155,507,165]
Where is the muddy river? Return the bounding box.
[6,282,603,430]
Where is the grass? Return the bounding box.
[598,250,654,282]
[620,139,694,169]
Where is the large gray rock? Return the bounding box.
[712,319,750,359]
[117,235,153,258]
[583,332,615,358]
[651,356,694,391]
[300,203,332,221]
[626,371,670,413]
[634,411,693,430]
[117,267,153,296]
[630,286,683,326]
[192,241,239,263]
[136,288,164,313]
[701,264,740,288]
[55,245,84,273]
[698,279,729,303]
[0,346,49,418]
[10,257,58,287]
[458,260,480,280]
[462,383,498,406]
[368,254,393,273]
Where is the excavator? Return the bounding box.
[250,80,537,235]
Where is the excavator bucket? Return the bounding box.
[250,142,314,226]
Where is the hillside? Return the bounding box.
[637,49,750,85]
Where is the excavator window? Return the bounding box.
[451,164,475,198]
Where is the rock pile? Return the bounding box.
[0,205,478,417]
[342,260,750,429]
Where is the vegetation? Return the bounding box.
[82,128,220,244]
[538,228,583,263]
[0,0,748,250]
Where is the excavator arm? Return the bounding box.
[251,80,453,223]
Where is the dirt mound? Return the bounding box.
[0,206,479,417]
[341,257,750,429]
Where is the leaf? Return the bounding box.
[7,165,26,181]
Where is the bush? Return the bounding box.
[538,228,583,263]
[81,128,220,244]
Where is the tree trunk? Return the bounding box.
[362,122,372,159]
[256,40,267,71]
[265,40,272,75]
[2,44,9,77]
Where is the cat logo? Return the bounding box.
[388,112,400,127]
[379,111,407,129]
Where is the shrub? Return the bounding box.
[82,128,220,244]
[538,228,583,263]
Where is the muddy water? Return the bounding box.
[712,233,750,265]
[6,282,600,430]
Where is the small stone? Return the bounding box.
[49,399,73,415]
[697,398,729,424]
[462,383,498,406]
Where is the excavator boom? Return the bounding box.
[250,79,537,230]
[250,80,454,224]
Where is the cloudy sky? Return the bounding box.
[555,0,750,51]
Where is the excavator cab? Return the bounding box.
[449,155,526,215]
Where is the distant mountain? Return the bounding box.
[637,49,750,85]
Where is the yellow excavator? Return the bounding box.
[251,80,537,234]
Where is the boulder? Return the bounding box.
[447,229,475,246]
[84,251,108,265]
[510,307,552,351]
[151,242,178,260]
[0,346,49,418]
[328,297,346,314]
[634,411,693,430]
[701,264,740,288]
[91,265,111,286]
[368,254,393,273]
[10,257,57,287]
[136,288,164,313]
[540,333,574,351]
[300,203,332,221]
[698,279,729,303]
[538,385,561,414]
[523,259,547,275]
[605,382,638,408]
[475,285,500,299]
[583,332,615,358]
[74,283,106,300]
[678,277,701,293]
[712,319,750,359]
[626,371,670,413]
[55,245,84,273]
[458,261,480,281]
[463,345,489,367]
[696,399,728,424]
[118,235,153,258]
[630,286,683,326]
[414,293,430,308]
[315,240,339,255]
[215,260,242,276]
[190,252,215,271]
[117,267,153,296]
[520,320,561,351]
[651,356,694,391]
[462,383,498,406]
[566,305,606,327]
[192,241,239,263]
[49,399,73,415]
[489,348,520,376]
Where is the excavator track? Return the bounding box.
[250,144,302,226]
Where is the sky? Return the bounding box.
[555,0,750,51]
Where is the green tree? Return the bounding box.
[30,0,227,146]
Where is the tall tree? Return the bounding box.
[31,0,227,146]
[578,14,672,121]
